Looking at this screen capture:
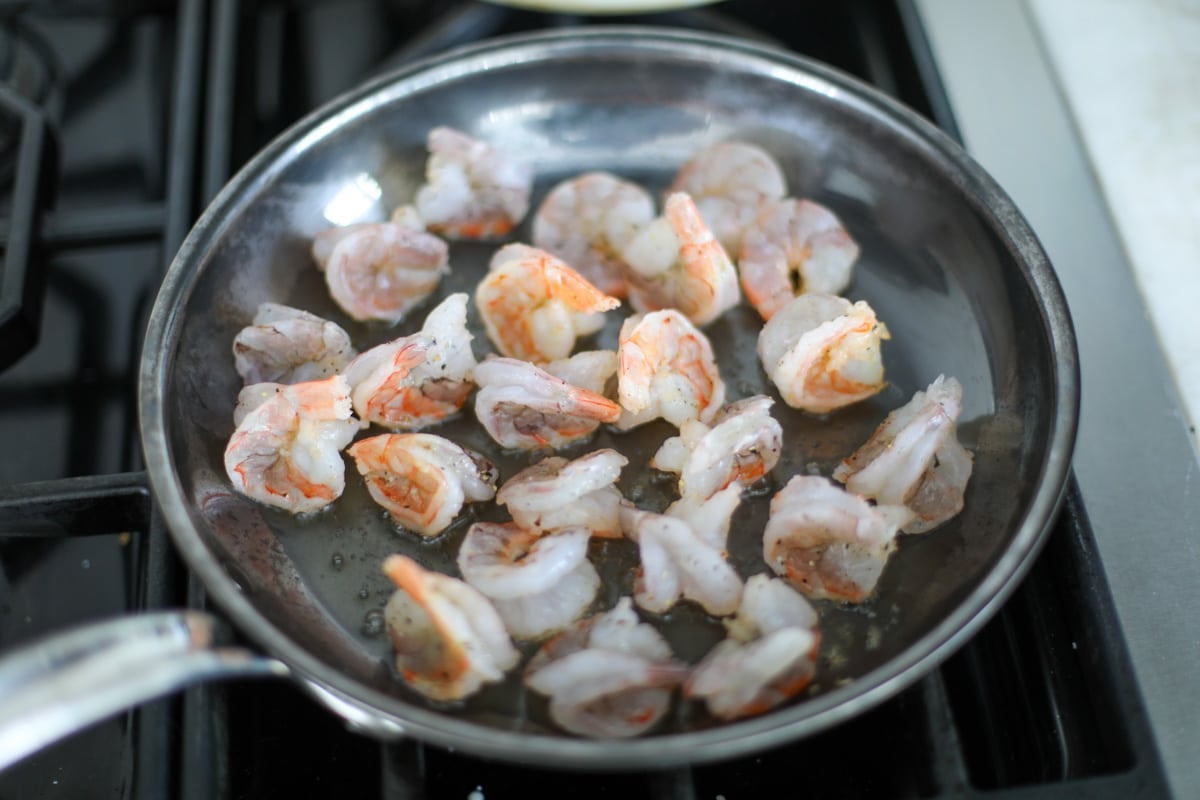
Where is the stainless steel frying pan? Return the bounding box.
[0,27,1078,771]
[481,0,723,13]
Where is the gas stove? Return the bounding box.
[0,2,1187,798]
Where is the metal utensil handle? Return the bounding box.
[0,610,287,773]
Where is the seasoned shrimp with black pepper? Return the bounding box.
[664,484,742,553]
[414,126,533,239]
[532,171,655,298]
[232,303,356,386]
[669,140,787,254]
[621,192,741,326]
[685,574,821,720]
[343,293,476,431]
[616,309,725,430]
[473,355,621,450]
[763,475,911,603]
[651,395,782,501]
[525,598,689,739]
[312,216,448,324]
[497,449,628,539]
[757,293,889,414]
[347,433,498,538]
[620,502,743,617]
[224,375,360,514]
[739,198,861,321]
[382,555,519,702]
[457,521,600,640]
[476,245,621,364]
[834,375,974,533]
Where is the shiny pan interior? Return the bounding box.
[139,28,1078,768]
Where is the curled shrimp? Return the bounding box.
[532,171,655,298]
[543,349,617,397]
[763,475,911,603]
[232,302,357,385]
[310,205,426,268]
[524,598,688,739]
[382,554,519,702]
[739,198,861,321]
[497,449,628,539]
[616,310,725,430]
[475,246,621,364]
[620,502,743,617]
[651,395,782,501]
[314,220,449,324]
[664,484,742,552]
[343,293,476,430]
[457,521,600,640]
[669,141,787,254]
[834,375,974,533]
[685,574,821,720]
[224,375,360,514]
[620,192,741,326]
[414,126,533,240]
[487,241,540,270]
[346,433,498,538]
[473,355,621,450]
[388,204,425,230]
[757,293,889,414]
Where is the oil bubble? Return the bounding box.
[362,608,385,637]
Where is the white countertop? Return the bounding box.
[916,2,1200,796]
[1028,0,1200,450]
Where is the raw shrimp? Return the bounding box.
[487,241,541,271]
[620,192,741,326]
[457,521,600,640]
[668,141,787,254]
[382,554,519,702]
[532,171,655,298]
[620,503,743,617]
[763,475,911,603]
[651,395,782,501]
[232,303,357,385]
[664,484,742,552]
[757,293,889,414]
[414,126,533,239]
[310,206,425,268]
[529,597,675,668]
[315,220,449,324]
[739,198,861,321]
[473,356,621,450]
[343,293,476,430]
[497,449,628,538]
[475,246,621,364]
[543,349,617,397]
[388,203,424,230]
[346,433,498,538]
[524,598,688,739]
[834,375,974,533]
[685,574,820,720]
[616,310,725,430]
[224,375,360,514]
[311,223,370,270]
[724,573,821,643]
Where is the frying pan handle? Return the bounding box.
[0,610,287,773]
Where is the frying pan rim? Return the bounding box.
[139,26,1079,768]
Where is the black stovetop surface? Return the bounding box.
[0,2,1169,798]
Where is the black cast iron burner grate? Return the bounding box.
[0,20,56,370]
[0,477,1162,798]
